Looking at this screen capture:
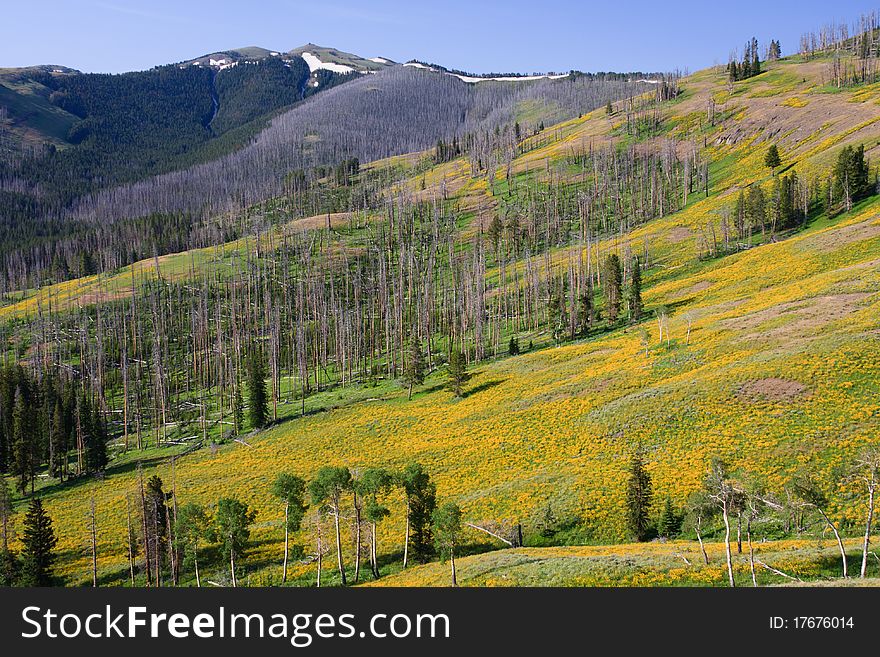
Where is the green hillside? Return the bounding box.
[1,48,879,588]
[0,66,80,155]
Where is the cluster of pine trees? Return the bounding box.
[705,143,876,258]
[0,365,107,494]
[831,144,873,212]
[728,37,762,83]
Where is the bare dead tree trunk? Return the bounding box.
[722,501,735,587]
[353,491,362,583]
[861,475,876,578]
[371,522,379,579]
[126,499,136,586]
[737,512,742,554]
[316,510,323,588]
[695,517,709,565]
[747,521,757,587]
[815,506,847,578]
[166,508,177,586]
[230,549,236,588]
[333,500,347,586]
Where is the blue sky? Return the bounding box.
[2,1,877,74]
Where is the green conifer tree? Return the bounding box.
[19,498,58,586]
[246,348,269,429]
[403,336,426,400]
[658,497,682,538]
[628,257,644,323]
[446,347,470,397]
[603,254,622,323]
[626,445,653,542]
[764,144,781,173]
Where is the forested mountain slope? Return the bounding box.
[0,53,653,293]
[0,36,879,587]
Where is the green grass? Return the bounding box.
[367,541,879,587]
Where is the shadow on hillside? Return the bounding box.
[29,453,181,501]
[464,378,505,398]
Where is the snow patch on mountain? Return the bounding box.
[301,52,355,74]
[451,72,568,83]
[403,62,567,83]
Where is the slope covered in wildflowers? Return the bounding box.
[6,51,880,586]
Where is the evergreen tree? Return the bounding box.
[832,144,871,211]
[144,474,171,579]
[548,281,567,344]
[0,476,16,584]
[625,445,653,542]
[778,172,798,228]
[508,336,520,356]
[401,463,436,564]
[603,254,622,323]
[764,144,781,173]
[628,256,644,323]
[747,185,767,237]
[658,497,682,538]
[486,215,503,252]
[0,478,12,552]
[446,347,470,397]
[403,336,426,400]
[19,498,58,586]
[0,546,18,586]
[11,387,34,494]
[741,42,752,79]
[84,399,108,474]
[246,348,269,429]
[578,283,594,335]
[79,252,97,277]
[50,399,67,480]
[751,37,760,76]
